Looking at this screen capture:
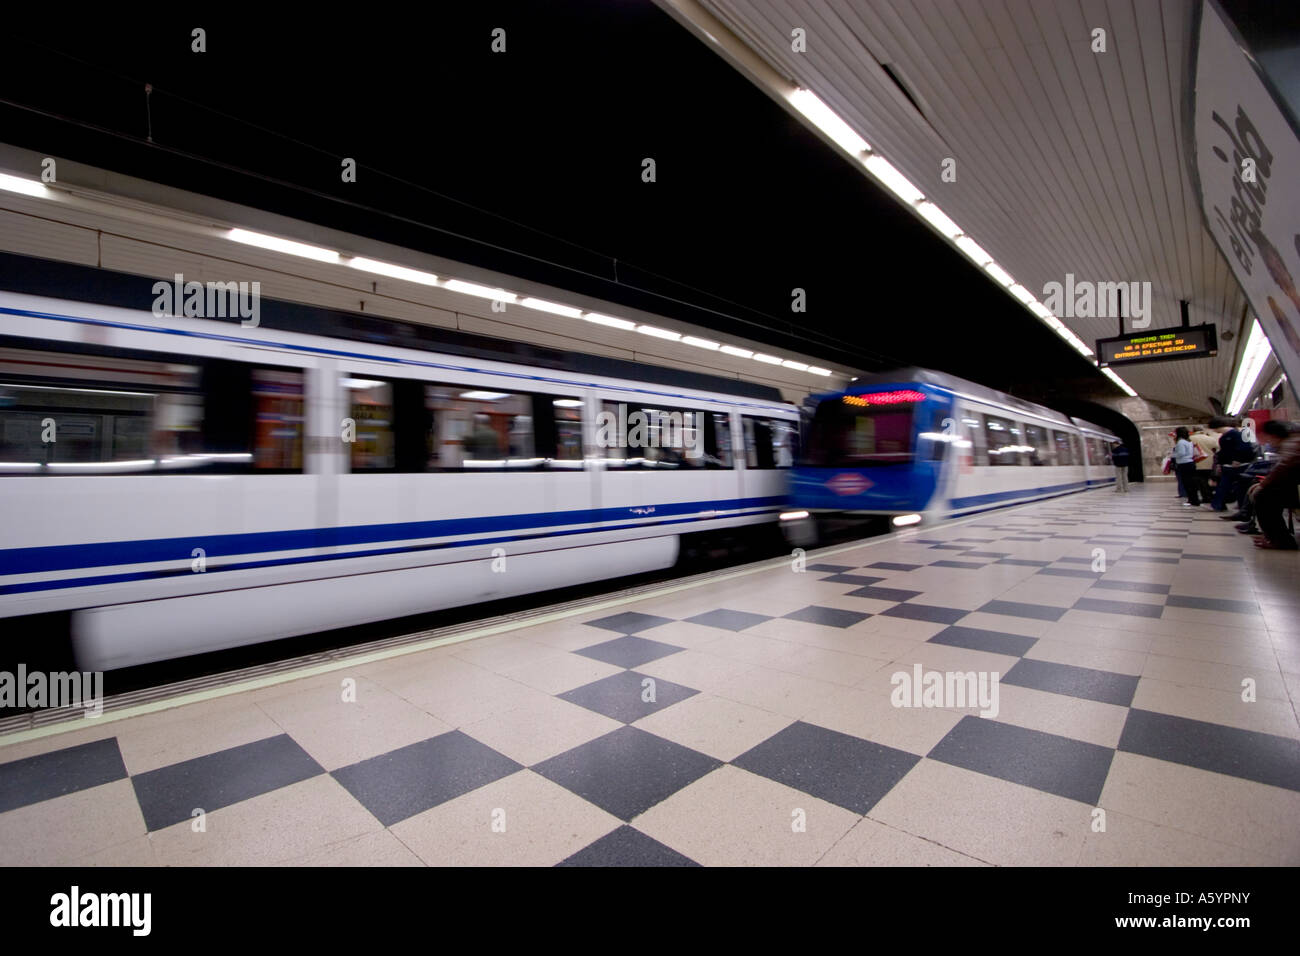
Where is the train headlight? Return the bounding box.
[892,514,922,527]
[779,510,810,521]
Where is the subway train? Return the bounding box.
[782,367,1121,543]
[0,289,800,671]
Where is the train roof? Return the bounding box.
[0,250,788,405]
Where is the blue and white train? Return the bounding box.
[0,289,800,670]
[784,367,1120,541]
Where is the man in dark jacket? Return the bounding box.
[1109,442,1131,493]
[1249,420,1300,550]
[1210,418,1258,511]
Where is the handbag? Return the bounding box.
[1162,456,1173,475]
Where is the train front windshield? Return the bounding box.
[802,394,919,467]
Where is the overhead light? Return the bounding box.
[349,257,438,286]
[1008,284,1035,305]
[983,262,1015,287]
[892,514,922,527]
[460,390,509,401]
[719,345,754,359]
[553,399,583,407]
[583,312,636,330]
[915,201,960,238]
[863,155,924,204]
[1100,367,1137,397]
[806,366,832,376]
[753,353,784,365]
[520,297,583,318]
[789,89,870,155]
[681,335,721,350]
[636,325,682,341]
[445,279,518,303]
[954,235,991,265]
[227,228,340,263]
[781,360,810,371]
[1028,302,1054,319]
[342,378,386,389]
[1226,319,1273,414]
[0,172,49,198]
[779,510,810,521]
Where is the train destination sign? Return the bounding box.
[1095,324,1218,367]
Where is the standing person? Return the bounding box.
[1109,441,1130,493]
[1173,427,1202,507]
[1211,418,1257,510]
[1189,426,1218,504]
[1248,420,1300,550]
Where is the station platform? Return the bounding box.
[1,483,1297,867]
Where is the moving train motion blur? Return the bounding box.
[0,291,799,671]
[783,368,1120,544]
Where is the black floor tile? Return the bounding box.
[1002,658,1139,706]
[584,611,676,634]
[576,635,685,669]
[133,734,323,831]
[928,716,1114,804]
[977,600,1067,622]
[733,721,919,814]
[1164,594,1259,615]
[865,561,922,571]
[0,738,126,813]
[928,544,969,551]
[808,564,855,574]
[556,825,700,866]
[1073,597,1163,619]
[1092,580,1171,595]
[331,731,521,827]
[928,625,1037,657]
[1119,555,1180,564]
[783,605,871,628]
[963,551,1012,558]
[880,603,969,624]
[930,560,987,570]
[560,670,698,723]
[1118,710,1300,792]
[845,584,924,602]
[821,573,888,586]
[996,558,1052,567]
[1037,567,1101,579]
[684,608,772,631]
[1180,554,1245,562]
[532,726,720,821]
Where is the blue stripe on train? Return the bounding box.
[0,506,780,597]
[0,496,786,577]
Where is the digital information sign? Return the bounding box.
[1095,324,1218,367]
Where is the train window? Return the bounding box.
[982,414,1025,466]
[0,343,303,474]
[344,376,583,472]
[742,416,798,469]
[1085,437,1105,466]
[960,412,988,466]
[598,401,707,469]
[1023,424,1052,466]
[1051,430,1074,466]
[802,395,915,466]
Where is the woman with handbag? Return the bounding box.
[1173,428,1202,506]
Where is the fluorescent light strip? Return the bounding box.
[753,353,783,365]
[583,312,636,330]
[954,235,991,265]
[681,335,720,350]
[1226,320,1273,414]
[349,257,439,286]
[228,228,340,263]
[0,172,49,198]
[789,89,870,155]
[983,262,1014,287]
[520,297,583,318]
[445,279,518,303]
[781,360,809,371]
[863,155,923,204]
[1101,367,1137,397]
[719,345,754,359]
[1008,284,1035,306]
[636,325,682,341]
[915,201,960,238]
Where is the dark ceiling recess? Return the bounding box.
[879,62,926,119]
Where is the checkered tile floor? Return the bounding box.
[2,484,1298,866]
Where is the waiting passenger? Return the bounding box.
[1189,426,1218,503]
[1109,442,1130,493]
[1210,417,1257,511]
[1248,420,1300,551]
[1173,428,1202,507]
